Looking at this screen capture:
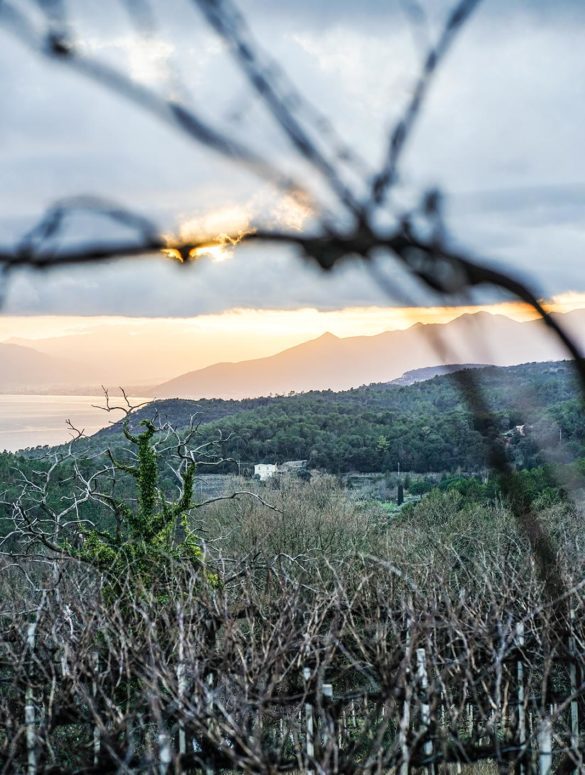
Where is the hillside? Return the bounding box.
[90,360,585,474]
[151,310,585,399]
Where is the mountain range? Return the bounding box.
[1,309,584,396]
[150,310,585,399]
[0,342,100,392]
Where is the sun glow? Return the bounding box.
[162,204,255,264]
[4,293,585,384]
[161,191,313,264]
[162,234,249,264]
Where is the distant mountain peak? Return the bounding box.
[0,341,98,392]
[151,310,577,400]
[316,331,338,340]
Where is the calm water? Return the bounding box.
[0,395,150,452]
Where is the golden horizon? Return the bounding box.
[0,292,583,383]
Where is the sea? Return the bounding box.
[0,395,150,452]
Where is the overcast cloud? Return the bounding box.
[1,0,584,316]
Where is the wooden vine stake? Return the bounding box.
[516,622,526,774]
[417,648,434,774]
[303,667,314,774]
[25,622,37,775]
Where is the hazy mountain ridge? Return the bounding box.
[0,342,100,391]
[4,309,584,396]
[151,310,585,399]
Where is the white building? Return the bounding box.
[254,463,277,481]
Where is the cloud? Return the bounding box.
[3,245,388,317]
[0,1,584,315]
[79,35,176,87]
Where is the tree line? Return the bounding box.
[62,361,585,475]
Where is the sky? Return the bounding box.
[0,0,584,368]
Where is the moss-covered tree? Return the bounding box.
[64,419,214,592]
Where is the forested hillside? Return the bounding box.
[78,360,585,473]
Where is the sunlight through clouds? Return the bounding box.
[161,190,314,263]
